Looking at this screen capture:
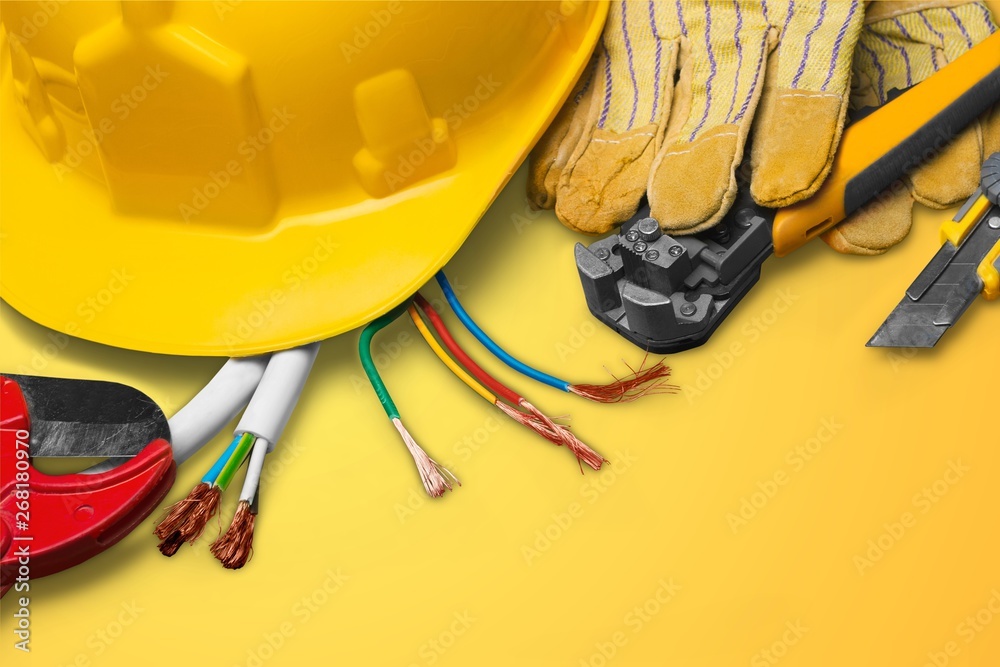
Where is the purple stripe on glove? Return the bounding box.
[725,0,745,124]
[822,0,859,91]
[620,1,640,130]
[792,0,827,89]
[689,0,717,141]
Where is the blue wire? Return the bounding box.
[201,434,243,485]
[435,271,570,392]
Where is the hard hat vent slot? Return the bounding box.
[73,18,278,227]
[352,69,456,198]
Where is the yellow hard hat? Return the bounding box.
[0,0,606,355]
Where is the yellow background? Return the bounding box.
[2,160,998,666]
[3,0,1000,660]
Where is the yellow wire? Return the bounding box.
[407,305,497,404]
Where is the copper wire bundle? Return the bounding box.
[410,295,606,470]
[568,355,677,403]
[154,431,257,556]
[153,482,221,555]
[210,500,256,569]
[394,417,460,497]
[154,345,319,567]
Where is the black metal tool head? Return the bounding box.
[3,374,169,457]
[575,192,776,353]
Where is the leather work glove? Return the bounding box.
[822,0,999,255]
[528,0,865,234]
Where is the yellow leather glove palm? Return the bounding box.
[529,0,865,235]
[823,0,999,255]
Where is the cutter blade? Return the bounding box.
[3,374,169,457]
[868,199,1000,348]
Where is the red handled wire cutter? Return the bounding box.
[1,374,175,596]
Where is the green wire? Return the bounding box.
[359,302,411,420]
[215,432,256,491]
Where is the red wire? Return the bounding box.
[414,293,523,406]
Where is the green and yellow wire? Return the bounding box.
[359,302,457,497]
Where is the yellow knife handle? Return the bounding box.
[978,235,1000,300]
[940,192,1000,299]
[771,31,1000,258]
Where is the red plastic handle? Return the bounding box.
[0,377,176,596]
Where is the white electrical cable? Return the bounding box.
[83,355,270,475]
[238,436,270,503]
[235,343,320,452]
[168,356,270,464]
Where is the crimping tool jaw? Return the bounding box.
[576,194,776,353]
